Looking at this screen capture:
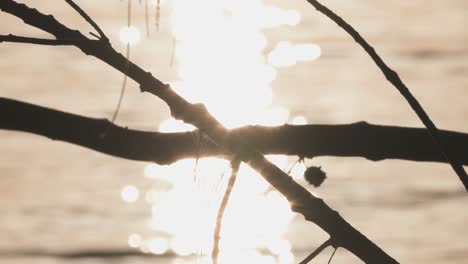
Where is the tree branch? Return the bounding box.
[64,0,109,42]
[304,0,468,190]
[2,98,468,166]
[0,97,197,164]
[0,34,71,46]
[299,238,332,264]
[0,1,400,262]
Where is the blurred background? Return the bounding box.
[0,0,467,263]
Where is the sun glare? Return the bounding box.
[121,0,322,262]
[127,233,143,248]
[292,115,307,125]
[268,41,321,67]
[147,237,170,254]
[119,26,141,45]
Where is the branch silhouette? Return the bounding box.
[64,0,109,42]
[2,1,461,263]
[0,34,72,45]
[2,98,468,166]
[0,1,398,262]
[304,0,468,190]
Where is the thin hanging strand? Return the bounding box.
[111,0,132,123]
[212,159,241,264]
[155,0,161,32]
[144,0,150,37]
[170,37,176,67]
[193,130,203,183]
[111,44,130,123]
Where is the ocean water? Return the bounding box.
[0,0,467,263]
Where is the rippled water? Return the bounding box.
[1,0,467,263]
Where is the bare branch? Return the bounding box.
[64,0,109,42]
[304,0,468,190]
[2,97,467,167]
[299,239,332,264]
[2,97,468,166]
[0,97,195,165]
[0,1,400,262]
[0,34,71,46]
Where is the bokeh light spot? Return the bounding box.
[119,26,141,45]
[121,185,140,203]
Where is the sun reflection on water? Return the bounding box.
[121,185,140,203]
[120,0,321,262]
[119,26,141,45]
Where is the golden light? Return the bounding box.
[121,185,140,203]
[127,233,143,248]
[170,236,195,256]
[218,249,277,264]
[292,115,307,125]
[121,0,322,262]
[147,237,170,255]
[268,41,321,67]
[257,7,301,27]
[158,118,195,133]
[119,26,141,45]
[290,162,307,180]
[150,0,168,5]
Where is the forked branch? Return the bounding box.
[64,0,109,41]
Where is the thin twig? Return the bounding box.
[110,43,130,123]
[110,0,132,123]
[305,0,468,191]
[299,238,332,264]
[328,247,338,264]
[0,34,71,45]
[64,0,109,42]
[212,159,241,264]
[286,156,303,175]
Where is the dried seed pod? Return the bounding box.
[304,166,327,187]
